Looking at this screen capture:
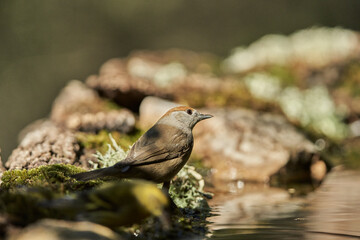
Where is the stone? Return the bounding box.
[6,121,84,170]
[85,50,229,112]
[139,97,324,183]
[127,49,218,75]
[139,96,181,128]
[51,80,135,133]
[195,108,320,183]
[8,219,122,240]
[86,58,173,112]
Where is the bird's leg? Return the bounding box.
[162,181,171,192]
[162,181,178,211]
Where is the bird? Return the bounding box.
[72,106,213,192]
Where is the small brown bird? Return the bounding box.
[73,106,212,191]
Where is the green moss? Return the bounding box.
[1,164,102,193]
[177,81,278,112]
[76,128,144,154]
[339,61,360,97]
[103,99,122,110]
[0,164,103,226]
[0,179,169,228]
[266,65,297,87]
[117,127,144,150]
[0,187,66,226]
[0,163,211,237]
[77,130,118,154]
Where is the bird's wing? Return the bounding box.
[114,124,193,169]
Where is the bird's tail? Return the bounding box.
[72,167,120,181]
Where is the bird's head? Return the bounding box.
[158,106,213,130]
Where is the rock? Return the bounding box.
[51,80,135,133]
[195,108,323,183]
[6,121,83,170]
[86,58,173,112]
[128,49,218,75]
[139,96,181,128]
[139,97,324,183]
[223,27,360,73]
[85,50,241,112]
[349,120,360,137]
[8,219,122,240]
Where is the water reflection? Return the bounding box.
[208,170,360,240]
[304,170,360,240]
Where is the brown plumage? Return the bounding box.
[72,106,212,191]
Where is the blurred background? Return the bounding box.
[1,0,360,160]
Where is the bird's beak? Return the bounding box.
[198,113,213,121]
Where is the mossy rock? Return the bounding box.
[1,164,102,193]
[0,187,67,226]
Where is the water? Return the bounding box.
[207,170,360,240]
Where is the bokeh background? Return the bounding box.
[1,0,360,159]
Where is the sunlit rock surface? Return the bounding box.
[85,49,214,112]
[6,121,81,170]
[139,96,181,128]
[223,27,360,73]
[86,58,172,112]
[51,80,135,133]
[194,108,319,183]
[85,50,237,112]
[242,73,348,141]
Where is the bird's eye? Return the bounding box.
[186,109,193,115]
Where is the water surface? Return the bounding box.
[208,170,360,240]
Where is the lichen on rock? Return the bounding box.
[51,80,135,133]
[223,27,360,73]
[170,165,211,213]
[6,121,82,170]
